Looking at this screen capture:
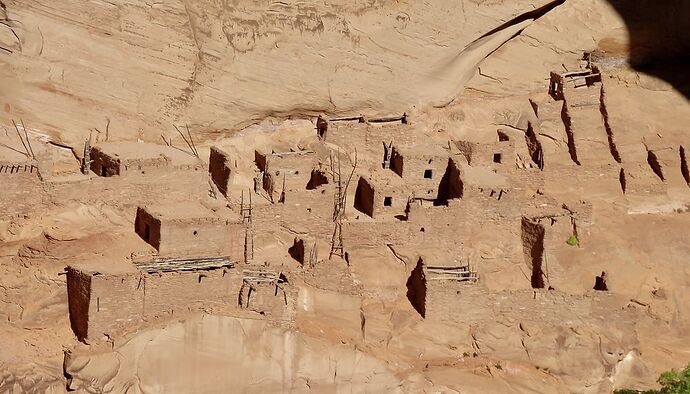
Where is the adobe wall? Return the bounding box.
[263,168,313,203]
[239,280,297,321]
[423,284,615,325]
[158,219,245,260]
[120,157,174,174]
[389,149,448,182]
[325,123,418,153]
[66,268,92,342]
[90,147,202,177]
[134,207,162,250]
[68,267,245,342]
[506,167,544,195]
[89,147,121,176]
[209,146,234,197]
[44,171,208,212]
[371,185,410,218]
[342,221,414,247]
[424,282,492,323]
[407,196,520,228]
[468,140,517,169]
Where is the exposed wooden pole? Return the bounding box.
[173,124,195,157]
[185,124,198,158]
[19,119,34,158]
[12,120,29,157]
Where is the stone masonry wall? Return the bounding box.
[158,219,245,260]
[209,146,233,197]
[68,268,243,342]
[134,207,162,251]
[66,268,92,342]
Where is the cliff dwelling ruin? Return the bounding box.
[2,3,690,391]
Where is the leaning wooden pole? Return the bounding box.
[185,124,199,158]
[20,119,34,158]
[173,124,195,156]
[12,120,29,157]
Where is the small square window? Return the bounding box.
[493,153,502,163]
[384,196,393,206]
[424,169,433,179]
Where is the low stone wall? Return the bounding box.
[66,266,297,343]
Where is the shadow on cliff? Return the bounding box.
[603,0,690,99]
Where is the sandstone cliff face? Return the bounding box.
[66,315,401,393]
[1,0,589,147]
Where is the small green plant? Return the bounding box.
[614,364,690,394]
[566,234,579,246]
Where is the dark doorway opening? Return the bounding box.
[424,169,433,179]
[383,196,393,207]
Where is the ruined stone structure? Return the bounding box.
[407,256,478,320]
[134,202,245,261]
[454,138,517,169]
[239,269,296,320]
[548,65,602,101]
[288,236,318,267]
[90,142,202,177]
[66,259,298,343]
[388,143,448,180]
[255,147,318,202]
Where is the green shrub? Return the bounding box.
[614,364,690,394]
[566,234,579,246]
